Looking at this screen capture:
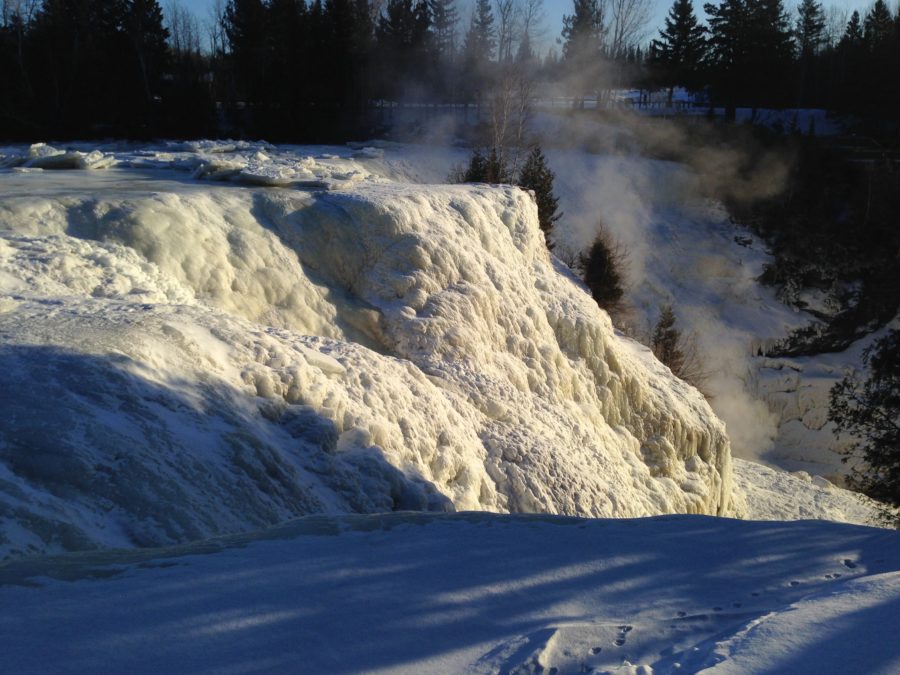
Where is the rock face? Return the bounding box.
[0,145,733,560]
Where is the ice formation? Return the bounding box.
[0,143,734,559]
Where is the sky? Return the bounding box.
[172,0,879,55]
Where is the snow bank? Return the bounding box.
[0,147,733,559]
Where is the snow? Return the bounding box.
[1,512,898,674]
[0,137,894,673]
[514,147,873,483]
[732,458,884,526]
[0,143,736,560]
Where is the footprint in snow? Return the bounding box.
[843,559,858,569]
[712,607,722,612]
[732,602,742,608]
[591,647,602,655]
[614,625,632,646]
[676,611,687,618]
[790,581,800,587]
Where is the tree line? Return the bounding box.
[3,0,898,140]
[649,0,900,122]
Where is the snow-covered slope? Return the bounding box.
[0,143,735,560]
[2,512,898,675]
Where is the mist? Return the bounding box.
[523,107,798,464]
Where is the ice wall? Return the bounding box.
[0,147,733,559]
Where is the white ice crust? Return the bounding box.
[0,143,736,558]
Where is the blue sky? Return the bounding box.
[173,0,877,54]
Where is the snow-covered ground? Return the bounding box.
[2,512,898,674]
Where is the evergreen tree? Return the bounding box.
[705,0,793,116]
[746,0,794,106]
[829,329,900,525]
[651,304,685,375]
[326,0,373,117]
[704,0,749,119]
[517,146,561,249]
[461,0,495,99]
[560,0,605,107]
[863,0,893,50]
[429,0,458,60]
[649,0,707,105]
[841,10,863,47]
[561,0,604,60]
[122,0,169,130]
[376,0,431,100]
[223,0,268,102]
[581,228,627,320]
[462,146,510,183]
[462,0,495,63]
[795,0,825,58]
[794,0,824,105]
[516,30,534,64]
[428,0,458,99]
[266,0,307,115]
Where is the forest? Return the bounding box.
[1,0,899,140]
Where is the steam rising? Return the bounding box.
[538,109,795,462]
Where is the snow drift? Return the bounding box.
[0,143,733,559]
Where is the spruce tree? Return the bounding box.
[704,0,749,119]
[429,0,458,58]
[462,147,510,184]
[581,229,627,320]
[223,0,268,102]
[705,0,793,114]
[517,146,561,249]
[864,0,894,50]
[122,0,169,118]
[649,0,707,105]
[746,0,794,106]
[376,0,431,99]
[651,304,685,375]
[842,10,863,46]
[561,0,604,60]
[794,0,824,105]
[461,0,495,99]
[829,329,900,525]
[463,0,495,63]
[795,0,825,58]
[560,0,605,107]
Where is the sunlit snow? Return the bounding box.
[1,141,736,559]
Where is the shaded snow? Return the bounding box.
[1,513,897,674]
